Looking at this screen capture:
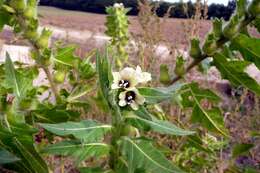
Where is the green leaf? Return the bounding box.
[0,124,48,173]
[139,87,171,104]
[96,50,112,103]
[138,86,181,104]
[79,167,105,173]
[0,10,11,31]
[67,85,94,102]
[0,149,20,164]
[32,104,80,123]
[214,53,260,96]
[40,120,112,142]
[42,140,110,165]
[120,137,185,173]
[54,45,79,67]
[191,105,228,136]
[180,83,228,136]
[4,53,33,100]
[232,34,260,69]
[232,143,254,158]
[125,115,194,136]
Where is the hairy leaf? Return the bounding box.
[0,149,20,164]
[40,120,112,142]
[4,53,33,100]
[232,34,260,69]
[120,137,184,173]
[214,53,260,96]
[54,45,79,67]
[43,140,110,165]
[0,124,48,173]
[180,83,227,136]
[96,50,112,103]
[232,143,254,158]
[126,115,194,136]
[138,85,182,104]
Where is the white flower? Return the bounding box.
[135,66,152,84]
[113,3,124,8]
[111,67,139,90]
[111,66,151,90]
[118,88,145,110]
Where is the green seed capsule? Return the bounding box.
[203,34,218,56]
[36,29,52,49]
[248,0,260,16]
[9,0,26,12]
[23,7,36,19]
[54,71,66,83]
[159,64,171,85]
[189,38,202,59]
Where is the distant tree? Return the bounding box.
[39,0,235,20]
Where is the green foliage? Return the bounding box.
[120,137,184,173]
[180,83,228,136]
[43,141,110,165]
[231,34,260,69]
[40,120,112,142]
[213,53,260,96]
[232,143,254,158]
[0,148,20,164]
[0,0,259,172]
[125,114,194,136]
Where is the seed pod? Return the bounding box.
[121,125,138,137]
[248,0,260,16]
[24,29,38,40]
[36,28,52,49]
[212,18,223,39]
[189,38,202,59]
[79,61,96,80]
[23,6,36,19]
[235,0,247,18]
[54,70,66,83]
[159,64,171,85]
[174,56,185,77]
[202,33,218,56]
[223,15,240,39]
[9,0,26,12]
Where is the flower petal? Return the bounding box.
[130,102,139,110]
[136,93,145,105]
[119,91,127,100]
[111,83,120,89]
[112,72,120,82]
[119,100,127,107]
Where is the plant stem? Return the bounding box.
[42,66,59,102]
[108,94,124,170]
[15,12,59,103]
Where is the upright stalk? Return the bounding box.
[108,94,124,170]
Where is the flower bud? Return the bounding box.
[174,56,185,77]
[54,70,66,83]
[36,28,52,49]
[23,6,36,19]
[223,15,240,39]
[202,33,218,56]
[159,64,171,85]
[189,38,202,59]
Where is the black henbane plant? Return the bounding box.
[0,0,259,173]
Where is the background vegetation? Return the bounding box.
[39,0,236,20]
